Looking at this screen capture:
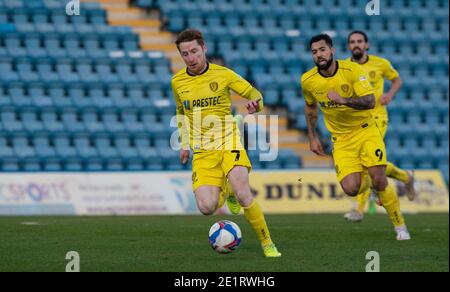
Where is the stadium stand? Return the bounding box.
[0,0,448,184]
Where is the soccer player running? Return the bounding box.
[301,34,411,240]
[344,31,416,222]
[171,29,281,257]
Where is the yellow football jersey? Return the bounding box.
[172,63,258,150]
[301,60,375,136]
[347,55,399,119]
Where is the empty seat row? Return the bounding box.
[0,7,106,25]
[0,108,176,135]
[0,156,191,172]
[6,22,133,35]
[0,81,172,100]
[159,0,448,17]
[0,32,140,56]
[0,57,171,83]
[0,0,101,9]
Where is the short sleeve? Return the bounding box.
[301,76,315,105]
[382,59,399,81]
[227,69,253,97]
[351,65,375,97]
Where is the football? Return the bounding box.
[208,220,242,254]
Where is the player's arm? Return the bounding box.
[228,70,264,114]
[328,64,375,109]
[302,82,326,156]
[381,60,403,105]
[171,79,190,164]
[327,91,375,110]
[304,101,326,156]
[244,87,264,114]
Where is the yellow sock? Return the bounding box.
[244,200,272,246]
[356,172,372,213]
[376,184,405,227]
[386,161,409,184]
[357,188,371,214]
[216,189,226,209]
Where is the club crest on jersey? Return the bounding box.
[369,71,376,79]
[183,100,191,110]
[209,82,218,92]
[341,84,350,93]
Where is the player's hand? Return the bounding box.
[309,137,326,156]
[180,149,190,164]
[327,91,346,105]
[246,98,261,114]
[380,93,392,105]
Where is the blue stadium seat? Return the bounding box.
[12,134,35,159]
[49,82,72,107]
[74,134,99,160]
[68,84,91,108]
[29,83,52,107]
[95,134,119,159]
[42,108,64,133]
[37,58,59,82]
[109,84,132,108]
[0,135,14,159]
[82,110,105,133]
[77,59,99,83]
[121,109,145,133]
[56,59,79,82]
[89,84,113,108]
[103,110,125,133]
[22,109,44,132]
[33,134,56,159]
[115,134,139,159]
[9,82,31,107]
[95,59,119,83]
[62,108,85,133]
[1,108,24,132]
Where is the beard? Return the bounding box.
[352,48,364,60]
[315,54,334,70]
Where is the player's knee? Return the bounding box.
[198,205,215,216]
[235,190,253,207]
[341,182,360,197]
[343,186,360,197]
[197,200,216,216]
[370,173,388,191]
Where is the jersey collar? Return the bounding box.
[186,62,210,77]
[351,54,370,64]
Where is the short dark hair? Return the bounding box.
[175,28,205,49]
[348,30,369,43]
[309,34,333,49]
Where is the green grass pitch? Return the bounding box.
[0,214,447,272]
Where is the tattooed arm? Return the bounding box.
[327,91,375,110]
[304,102,326,156]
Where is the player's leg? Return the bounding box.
[227,166,281,257]
[378,118,416,201]
[343,172,372,222]
[192,151,226,214]
[223,115,244,215]
[367,165,410,240]
[333,136,370,221]
[363,125,410,240]
[222,178,241,215]
[194,185,221,215]
[223,149,281,257]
